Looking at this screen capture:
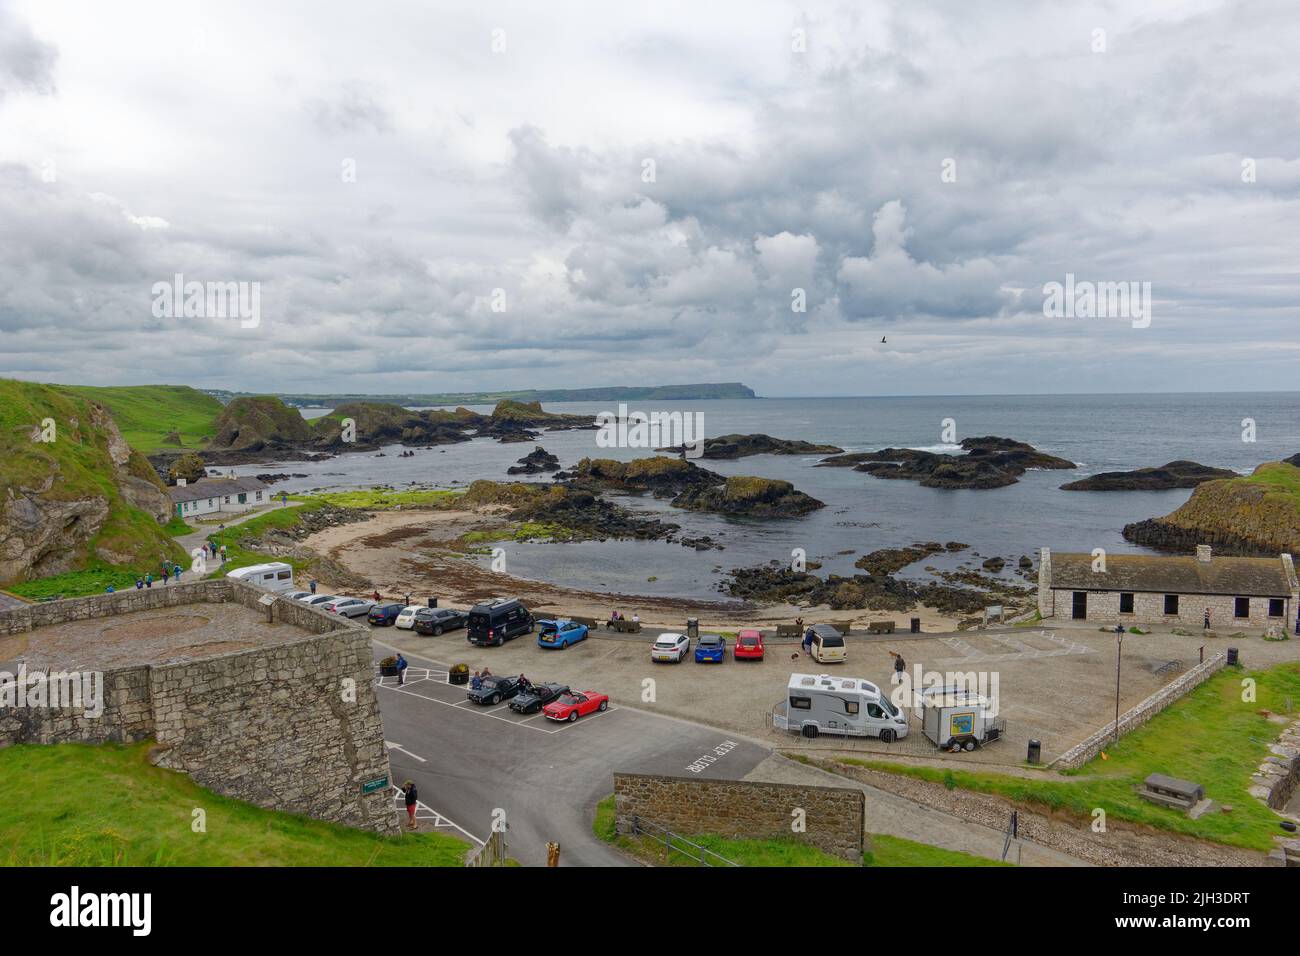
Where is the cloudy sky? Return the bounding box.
[2,0,1298,397]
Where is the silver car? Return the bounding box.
[319,597,374,618]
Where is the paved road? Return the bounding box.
[370,639,770,867]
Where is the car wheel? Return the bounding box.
[598,699,608,712]
[880,729,895,744]
[495,637,503,647]
[801,724,819,739]
[568,711,579,722]
[490,694,500,705]
[963,739,977,752]
[433,625,443,636]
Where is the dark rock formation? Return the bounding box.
[854,543,945,575]
[167,452,207,485]
[672,476,825,518]
[561,456,725,498]
[818,437,1075,489]
[657,433,843,459]
[721,564,1002,614]
[506,446,561,475]
[1061,460,1236,491]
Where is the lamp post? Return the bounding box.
[1114,628,1123,746]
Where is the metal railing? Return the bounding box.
[629,816,739,867]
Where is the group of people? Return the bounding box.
[606,610,639,626]
[200,540,227,565]
[468,667,495,690]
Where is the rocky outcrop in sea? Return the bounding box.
[817,436,1075,489]
[1061,460,1236,491]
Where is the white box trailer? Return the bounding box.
[773,673,910,742]
[920,686,1005,752]
[226,562,295,593]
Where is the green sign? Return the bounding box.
[361,776,389,794]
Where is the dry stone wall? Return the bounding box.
[613,772,864,861]
[0,580,397,834]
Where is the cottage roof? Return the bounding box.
[167,476,270,503]
[1048,552,1292,597]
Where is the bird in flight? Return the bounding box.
[880,335,887,343]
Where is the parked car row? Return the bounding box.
[650,628,767,664]
[465,673,609,723]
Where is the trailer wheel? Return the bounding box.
[963,739,977,752]
[880,729,895,744]
[801,725,819,739]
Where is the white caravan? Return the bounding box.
[773,672,910,742]
[225,562,295,593]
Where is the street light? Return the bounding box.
[1114,627,1123,746]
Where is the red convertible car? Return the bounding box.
[542,689,610,722]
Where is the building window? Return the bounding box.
[1269,599,1284,618]
[1119,592,1134,614]
[1234,597,1250,618]
[208,498,214,507]
[1163,594,1179,615]
[224,496,231,504]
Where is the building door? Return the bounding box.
[1072,591,1088,619]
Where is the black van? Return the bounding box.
[466,598,534,646]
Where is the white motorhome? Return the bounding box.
[226,562,295,593]
[773,673,910,742]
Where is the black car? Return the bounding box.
[466,598,534,647]
[367,602,406,626]
[508,682,570,715]
[466,674,522,706]
[412,607,468,636]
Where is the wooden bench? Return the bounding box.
[775,624,802,639]
[829,620,853,635]
[607,618,642,633]
[867,620,895,634]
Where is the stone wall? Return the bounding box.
[0,580,397,834]
[1045,587,1292,630]
[1053,653,1226,769]
[613,772,864,861]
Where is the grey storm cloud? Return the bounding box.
[1,0,1299,395]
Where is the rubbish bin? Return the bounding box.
[448,663,469,685]
[427,597,438,608]
[1226,646,1239,666]
[686,618,699,639]
[1027,739,1041,765]
[910,617,921,634]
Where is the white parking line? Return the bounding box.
[390,786,483,845]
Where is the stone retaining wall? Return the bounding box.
[1053,653,1226,769]
[613,772,864,861]
[0,580,397,833]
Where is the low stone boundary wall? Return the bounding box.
[613,772,864,861]
[1053,654,1226,769]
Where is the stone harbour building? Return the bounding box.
[1038,545,1298,631]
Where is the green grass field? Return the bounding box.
[839,662,1300,852]
[592,795,1004,867]
[58,384,223,453]
[304,488,459,510]
[0,743,468,866]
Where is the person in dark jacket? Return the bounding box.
[802,627,814,655]
[402,780,418,829]
[893,653,906,684]
[396,653,408,686]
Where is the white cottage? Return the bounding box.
[168,475,272,519]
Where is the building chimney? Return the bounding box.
[1196,544,1212,563]
[177,477,187,487]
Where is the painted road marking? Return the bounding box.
[389,785,483,845]
[385,741,426,762]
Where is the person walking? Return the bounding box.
[161,565,170,585]
[802,626,814,656]
[1203,607,1212,630]
[173,563,183,583]
[281,492,288,507]
[218,544,227,565]
[372,589,381,602]
[396,653,408,686]
[892,652,906,685]
[309,578,318,594]
[404,592,411,607]
[402,780,418,830]
[145,572,153,589]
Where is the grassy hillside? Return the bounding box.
[0,379,182,584]
[838,662,1300,852]
[0,742,467,866]
[59,384,222,453]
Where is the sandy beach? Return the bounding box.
[302,507,967,631]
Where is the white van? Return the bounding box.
[774,673,910,742]
[807,624,847,664]
[226,562,295,593]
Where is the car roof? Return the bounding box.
[699,634,723,643]
[738,628,762,637]
[656,632,685,640]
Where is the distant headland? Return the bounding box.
[202,383,758,407]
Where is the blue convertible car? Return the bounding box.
[694,633,727,663]
[537,619,589,649]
